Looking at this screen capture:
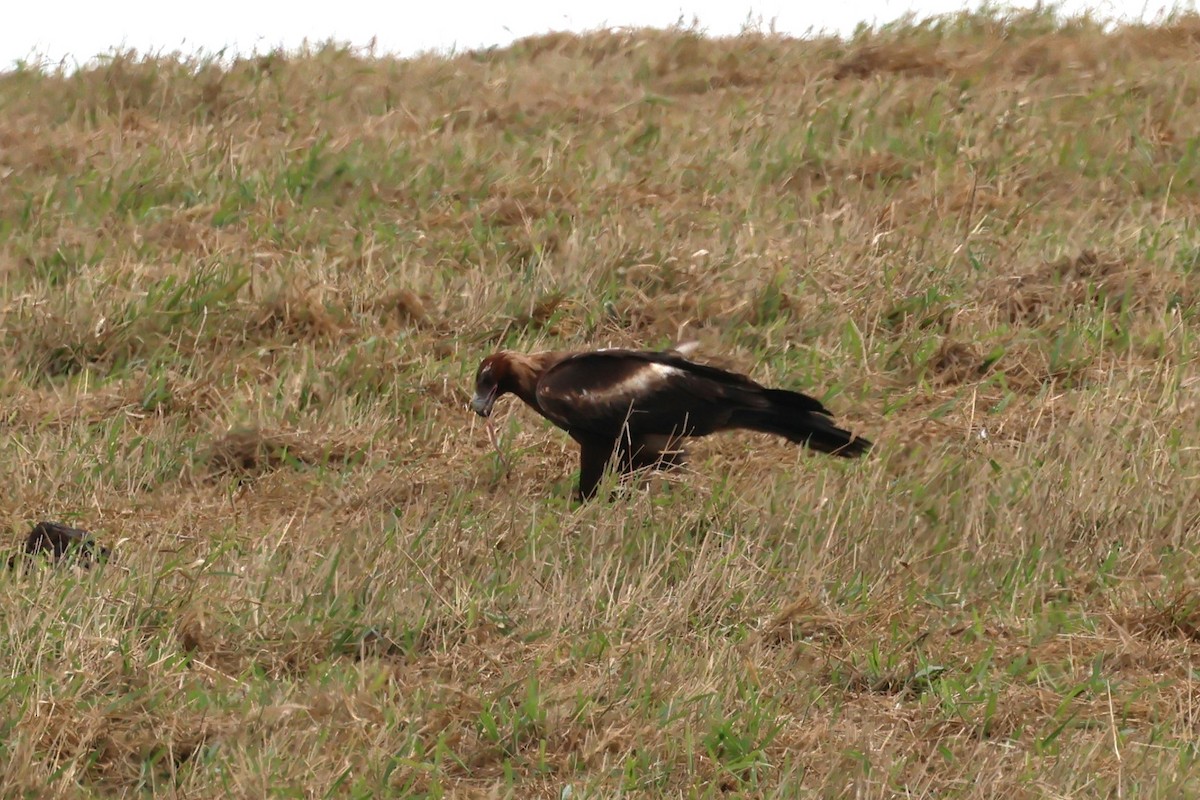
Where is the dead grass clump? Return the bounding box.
[501,28,657,66]
[11,227,104,281]
[883,290,953,334]
[802,151,921,191]
[206,614,521,687]
[603,294,704,341]
[414,378,470,414]
[0,114,86,177]
[649,34,798,95]
[341,627,409,661]
[175,612,210,656]
[997,250,1189,324]
[37,697,230,788]
[929,340,991,385]
[490,292,587,340]
[480,194,551,228]
[174,611,263,678]
[251,629,346,679]
[833,44,950,80]
[17,309,122,379]
[1116,589,1200,643]
[253,285,348,342]
[37,341,107,379]
[1118,14,1200,55]
[201,427,355,482]
[1005,33,1103,77]
[986,340,1096,394]
[65,53,168,118]
[599,262,749,339]
[131,370,224,417]
[969,685,1068,741]
[1,383,128,431]
[759,596,848,646]
[371,287,428,328]
[471,190,568,264]
[843,151,919,189]
[827,654,948,698]
[141,211,236,256]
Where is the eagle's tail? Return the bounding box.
[732,388,872,458]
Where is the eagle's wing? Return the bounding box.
[534,350,769,439]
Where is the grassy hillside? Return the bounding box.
[2,8,1199,796]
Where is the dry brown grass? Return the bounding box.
[1,7,1200,797]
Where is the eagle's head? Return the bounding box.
[470,352,512,417]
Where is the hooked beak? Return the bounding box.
[470,389,497,417]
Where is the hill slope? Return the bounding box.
[1,9,1199,796]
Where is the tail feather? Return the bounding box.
[733,388,871,458]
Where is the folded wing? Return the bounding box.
[534,350,756,439]
[536,349,868,458]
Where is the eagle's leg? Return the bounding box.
[576,436,618,501]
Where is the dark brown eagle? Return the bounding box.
[470,346,871,500]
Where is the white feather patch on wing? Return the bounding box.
[590,362,682,401]
[540,361,685,409]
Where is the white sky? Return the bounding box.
[4,0,1195,69]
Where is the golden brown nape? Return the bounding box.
[469,350,564,417]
